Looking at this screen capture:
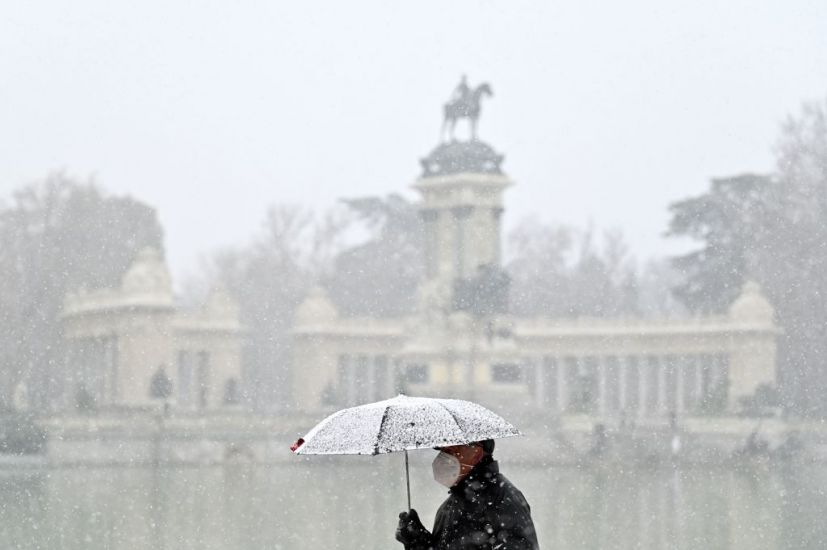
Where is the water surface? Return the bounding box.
[1,456,825,549]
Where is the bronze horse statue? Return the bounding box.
[442,82,493,141]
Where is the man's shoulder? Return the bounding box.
[496,472,520,490]
[489,473,531,506]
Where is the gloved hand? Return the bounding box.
[395,508,433,549]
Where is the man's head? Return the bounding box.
[431,440,495,487]
[478,439,495,455]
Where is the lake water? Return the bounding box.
[1,455,826,549]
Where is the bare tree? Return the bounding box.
[201,204,349,411]
[506,218,640,317]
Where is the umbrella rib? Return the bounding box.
[437,402,467,443]
[373,404,392,455]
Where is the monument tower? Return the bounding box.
[415,78,512,307]
[400,77,521,405]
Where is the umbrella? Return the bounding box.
[290,394,520,509]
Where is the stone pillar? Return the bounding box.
[544,357,559,411]
[419,209,439,279]
[111,336,120,404]
[676,359,685,414]
[391,357,402,394]
[618,358,627,413]
[558,358,568,412]
[638,360,648,418]
[598,357,608,417]
[367,356,377,402]
[657,360,667,414]
[491,207,504,266]
[530,357,542,406]
[727,281,777,411]
[377,355,391,400]
[345,356,357,406]
[623,356,640,419]
[451,206,473,279]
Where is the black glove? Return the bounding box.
[395,508,433,549]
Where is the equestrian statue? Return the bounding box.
[442,75,493,142]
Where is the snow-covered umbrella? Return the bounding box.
[290,394,521,509]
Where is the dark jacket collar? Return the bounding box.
[450,456,499,497]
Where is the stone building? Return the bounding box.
[61,247,243,412]
[291,128,778,421]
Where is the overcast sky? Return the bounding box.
[2,1,826,282]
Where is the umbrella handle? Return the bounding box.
[404,449,411,511]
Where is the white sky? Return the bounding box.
[2,1,826,281]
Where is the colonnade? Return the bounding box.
[528,353,730,417]
[335,352,730,418]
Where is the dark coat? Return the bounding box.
[424,457,540,549]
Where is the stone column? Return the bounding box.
[451,206,473,279]
[618,358,627,413]
[64,340,77,410]
[390,357,401,394]
[632,357,642,418]
[419,209,439,279]
[657,359,667,415]
[367,356,377,402]
[544,357,559,411]
[372,355,387,399]
[638,360,648,418]
[491,207,504,266]
[533,357,544,407]
[112,336,121,404]
[346,356,357,406]
[557,358,568,413]
[598,357,608,417]
[695,358,704,410]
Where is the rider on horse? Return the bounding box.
[442,76,492,141]
[450,75,471,106]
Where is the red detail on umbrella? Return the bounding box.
[290,438,305,452]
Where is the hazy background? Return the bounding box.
[3,5,827,549]
[3,0,827,282]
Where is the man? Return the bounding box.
[396,439,539,549]
[449,74,470,106]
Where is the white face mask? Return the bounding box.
[432,451,462,487]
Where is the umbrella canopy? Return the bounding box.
[292,394,520,456]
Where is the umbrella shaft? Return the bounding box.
[405,450,411,511]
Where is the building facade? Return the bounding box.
[291,136,778,421]
[61,247,243,412]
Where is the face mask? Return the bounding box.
[432,451,462,487]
